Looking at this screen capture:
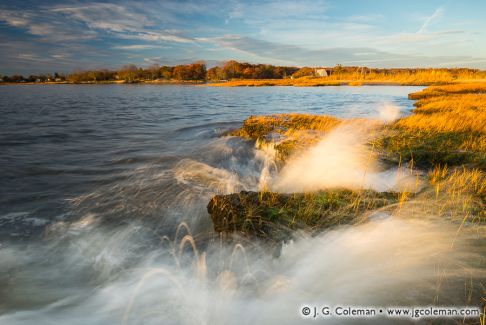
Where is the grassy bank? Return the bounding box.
[213,82,486,230]
[376,83,486,169]
[228,82,486,169]
[202,80,486,309]
[208,75,486,87]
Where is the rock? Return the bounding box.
[207,189,399,241]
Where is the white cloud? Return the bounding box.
[133,31,193,43]
[143,57,162,65]
[17,53,38,61]
[113,44,161,50]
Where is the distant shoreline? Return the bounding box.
[2,78,486,87]
[0,80,206,86]
[204,78,486,87]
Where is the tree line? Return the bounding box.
[1,60,484,83]
[0,61,300,83]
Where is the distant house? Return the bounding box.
[315,68,328,77]
[314,68,333,77]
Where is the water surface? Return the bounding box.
[1,85,436,324]
[0,85,420,234]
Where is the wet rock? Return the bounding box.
[207,189,399,241]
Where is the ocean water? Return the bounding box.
[6,85,481,324]
[0,85,421,237]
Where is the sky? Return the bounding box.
[1,0,486,75]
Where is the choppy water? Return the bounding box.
[3,85,481,324]
[0,85,420,238]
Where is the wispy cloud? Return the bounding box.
[51,3,149,33]
[113,45,162,50]
[206,35,486,68]
[51,3,194,43]
[418,6,444,34]
[0,2,194,44]
[228,0,327,21]
[0,9,96,41]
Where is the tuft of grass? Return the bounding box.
[425,166,486,228]
[229,114,378,161]
[229,114,343,160]
[230,113,341,139]
[429,166,486,202]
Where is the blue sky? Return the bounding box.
[1,0,485,74]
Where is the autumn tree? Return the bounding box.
[292,67,315,78]
[222,60,243,79]
[159,66,173,79]
[207,66,224,80]
[117,64,139,82]
[172,63,206,80]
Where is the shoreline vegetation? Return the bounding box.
[207,85,486,310]
[207,83,485,242]
[2,60,486,86]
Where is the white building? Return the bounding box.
[315,68,329,77]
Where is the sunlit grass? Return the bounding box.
[408,82,486,99]
[208,71,486,87]
[231,113,340,137]
[376,83,486,168]
[429,166,485,201]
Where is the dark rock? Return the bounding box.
[207,189,399,241]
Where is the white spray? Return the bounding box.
[269,104,418,193]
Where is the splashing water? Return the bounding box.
[270,123,420,193]
[377,102,402,122]
[0,216,482,325]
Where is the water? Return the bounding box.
[0,85,420,236]
[2,85,481,324]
